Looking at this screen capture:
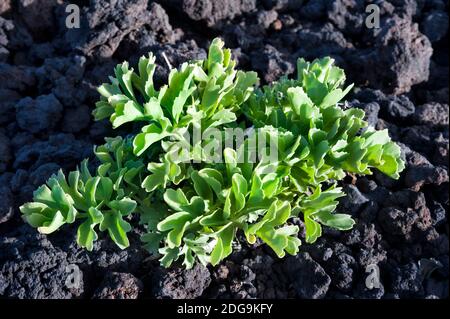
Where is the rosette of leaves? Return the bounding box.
[139,126,355,268]
[242,57,405,243]
[244,57,404,181]
[20,137,144,251]
[93,38,258,158]
[140,131,304,268]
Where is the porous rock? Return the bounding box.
[282,253,331,299]
[151,264,211,299]
[15,94,63,134]
[92,272,143,299]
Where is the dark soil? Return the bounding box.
[0,0,448,299]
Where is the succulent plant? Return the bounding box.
[20,38,404,269]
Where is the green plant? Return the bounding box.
[242,57,405,243]
[20,38,405,269]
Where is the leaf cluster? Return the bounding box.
[21,39,404,268]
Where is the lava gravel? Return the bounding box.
[0,0,448,299]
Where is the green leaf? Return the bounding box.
[37,211,65,234]
[303,72,328,105]
[304,213,322,244]
[140,201,167,230]
[207,38,225,71]
[191,170,213,201]
[111,100,144,128]
[114,62,135,100]
[93,101,114,120]
[261,173,280,198]
[157,211,192,232]
[287,87,313,115]
[133,118,172,156]
[137,53,157,98]
[100,210,132,249]
[206,109,237,127]
[320,84,354,108]
[362,128,391,148]
[198,168,223,198]
[97,83,121,99]
[144,97,164,120]
[160,64,195,123]
[181,196,206,216]
[199,209,228,226]
[314,211,355,230]
[141,163,166,192]
[246,200,300,258]
[167,221,189,248]
[108,197,137,215]
[77,207,104,251]
[182,246,196,269]
[96,177,113,203]
[141,232,164,255]
[210,223,235,266]
[163,189,189,212]
[231,173,247,212]
[159,247,180,268]
[377,142,405,179]
[224,148,239,179]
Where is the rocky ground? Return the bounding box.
[0,0,448,299]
